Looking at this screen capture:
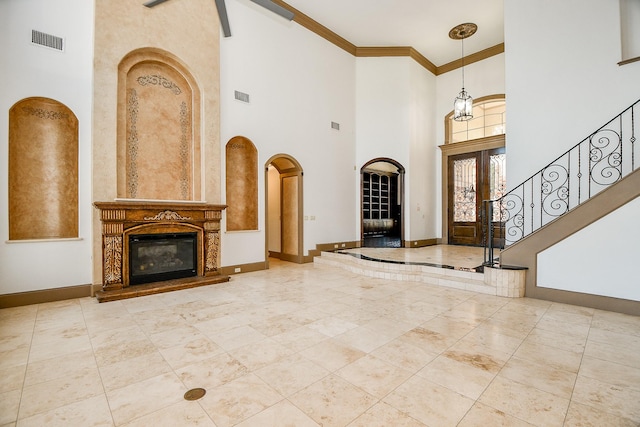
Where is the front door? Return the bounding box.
[448,147,505,246]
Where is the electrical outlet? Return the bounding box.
[341,243,346,247]
[310,215,316,220]
[334,244,338,248]
[414,242,417,245]
[234,267,241,273]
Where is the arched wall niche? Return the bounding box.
[117,48,202,201]
[225,136,258,231]
[8,97,78,240]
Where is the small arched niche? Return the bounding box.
[117,48,202,201]
[8,97,78,240]
[225,136,258,231]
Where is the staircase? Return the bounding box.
[484,99,640,313]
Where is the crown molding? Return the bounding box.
[272,0,356,55]
[273,1,502,75]
[355,47,438,74]
[436,43,505,75]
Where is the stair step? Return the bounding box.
[314,251,496,296]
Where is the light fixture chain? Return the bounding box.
[461,35,465,89]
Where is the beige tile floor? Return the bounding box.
[1,257,639,426]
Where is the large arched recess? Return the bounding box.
[265,154,304,264]
[116,47,202,201]
[360,158,405,247]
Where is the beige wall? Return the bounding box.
[92,0,221,286]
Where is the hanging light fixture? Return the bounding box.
[449,23,477,121]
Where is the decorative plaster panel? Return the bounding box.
[8,97,78,240]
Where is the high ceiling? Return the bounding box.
[282,0,504,67]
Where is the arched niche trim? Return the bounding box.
[225,136,258,231]
[8,97,78,240]
[117,48,202,201]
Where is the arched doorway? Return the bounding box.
[441,95,506,246]
[361,158,405,248]
[265,154,304,263]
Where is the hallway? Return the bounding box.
[1,258,638,426]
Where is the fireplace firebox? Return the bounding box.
[129,232,197,285]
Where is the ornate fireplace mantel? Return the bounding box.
[94,201,228,301]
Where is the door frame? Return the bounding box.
[360,158,405,247]
[447,146,505,246]
[265,154,304,264]
[439,135,505,244]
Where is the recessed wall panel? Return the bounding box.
[226,136,258,231]
[8,97,78,240]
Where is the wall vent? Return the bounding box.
[331,121,340,130]
[234,90,250,103]
[31,30,64,51]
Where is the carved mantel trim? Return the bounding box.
[94,201,226,291]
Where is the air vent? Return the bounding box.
[331,121,340,130]
[31,30,64,51]
[234,90,250,103]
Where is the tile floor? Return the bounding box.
[1,257,639,426]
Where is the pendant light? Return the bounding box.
[449,23,477,121]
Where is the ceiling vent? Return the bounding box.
[31,30,64,51]
[331,121,340,130]
[234,90,250,103]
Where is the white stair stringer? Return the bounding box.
[314,251,497,296]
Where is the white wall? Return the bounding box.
[505,0,640,185]
[538,197,640,301]
[0,0,93,294]
[355,58,412,239]
[408,60,438,241]
[505,0,640,299]
[219,0,357,265]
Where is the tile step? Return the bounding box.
[314,251,496,295]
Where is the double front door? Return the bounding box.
[448,147,506,246]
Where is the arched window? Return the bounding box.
[446,96,505,144]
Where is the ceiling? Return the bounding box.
[280,0,504,67]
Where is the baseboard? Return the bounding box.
[315,241,361,252]
[218,261,268,276]
[404,238,439,248]
[0,284,93,308]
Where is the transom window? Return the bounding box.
[449,100,505,143]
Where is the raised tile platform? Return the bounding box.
[314,250,525,297]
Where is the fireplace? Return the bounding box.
[129,232,197,285]
[93,201,229,302]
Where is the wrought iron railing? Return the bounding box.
[484,99,639,266]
